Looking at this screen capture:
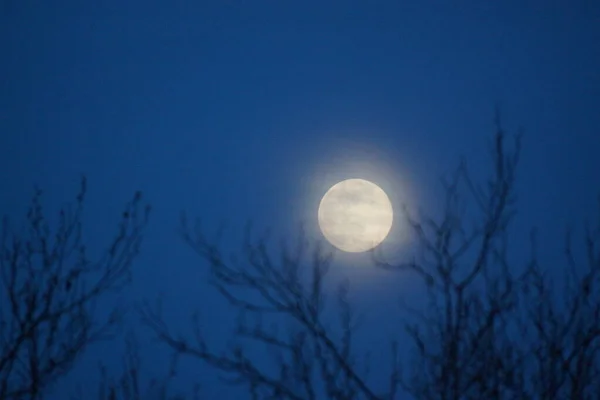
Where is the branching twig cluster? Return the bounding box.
[80,333,200,400]
[0,178,150,400]
[144,118,600,400]
[4,117,598,400]
[142,224,392,399]
[371,119,522,399]
[372,121,600,399]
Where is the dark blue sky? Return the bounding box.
[2,1,600,398]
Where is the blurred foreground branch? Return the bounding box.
[0,178,150,400]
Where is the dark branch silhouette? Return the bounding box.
[141,226,385,399]
[5,117,598,399]
[0,178,150,400]
[78,333,200,400]
[144,117,600,399]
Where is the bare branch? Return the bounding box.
[0,178,150,400]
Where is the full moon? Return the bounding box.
[318,178,393,253]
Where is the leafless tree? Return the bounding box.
[373,120,600,399]
[141,223,388,400]
[0,178,150,400]
[143,119,599,399]
[76,333,201,400]
[509,210,600,399]
[370,120,522,399]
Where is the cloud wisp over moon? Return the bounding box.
[318,179,393,253]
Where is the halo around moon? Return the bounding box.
[318,179,393,253]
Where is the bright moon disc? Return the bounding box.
[318,179,393,253]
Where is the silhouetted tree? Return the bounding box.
[371,120,523,399]
[0,178,150,400]
[143,118,600,399]
[373,122,600,399]
[83,333,201,400]
[142,227,384,400]
[510,219,600,399]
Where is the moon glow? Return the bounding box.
[318,179,393,253]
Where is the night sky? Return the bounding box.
[2,1,600,398]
